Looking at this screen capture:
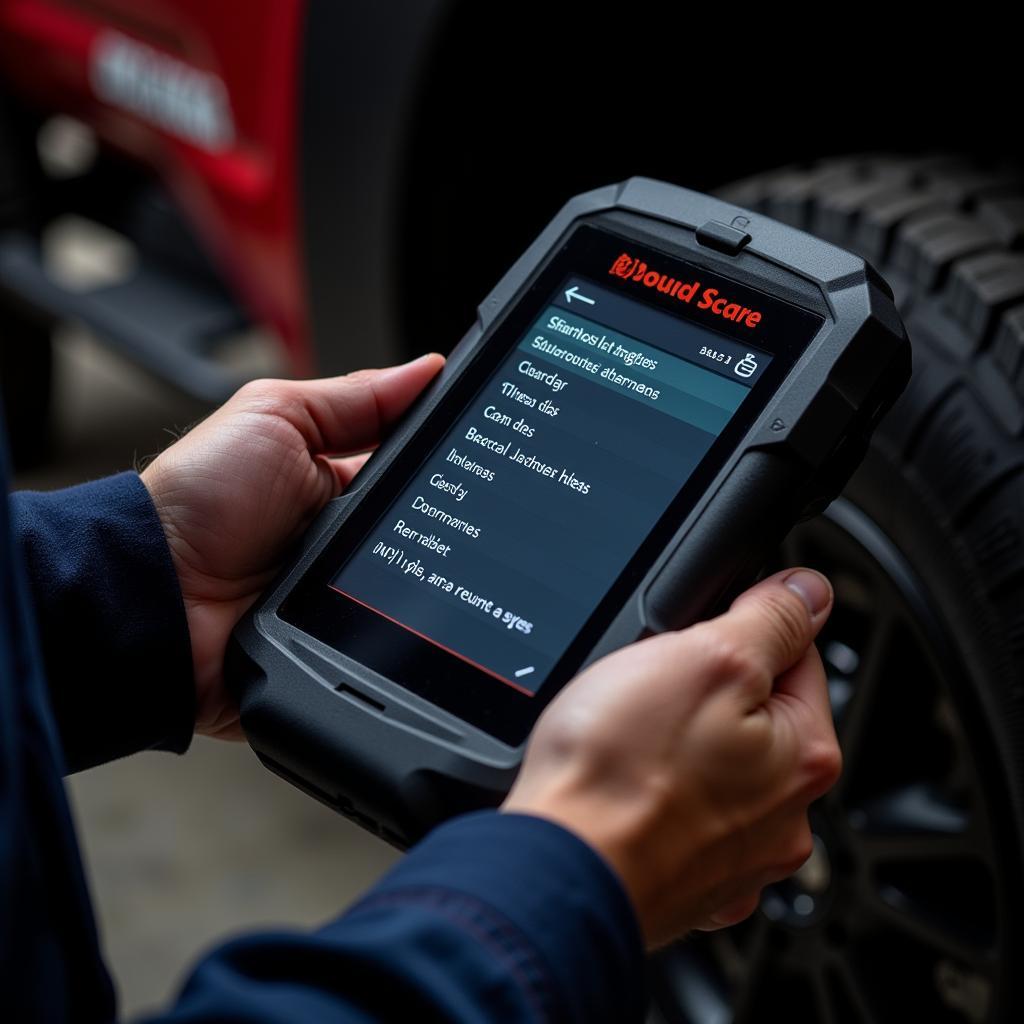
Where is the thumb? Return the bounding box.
[305,352,446,455]
[239,352,445,457]
[700,569,833,699]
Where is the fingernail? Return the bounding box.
[783,569,832,615]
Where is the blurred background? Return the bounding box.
[3,2,1022,1021]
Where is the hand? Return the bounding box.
[140,354,445,740]
[502,568,841,948]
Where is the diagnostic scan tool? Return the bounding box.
[228,178,910,846]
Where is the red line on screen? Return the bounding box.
[327,584,536,697]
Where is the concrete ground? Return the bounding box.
[15,330,400,1019]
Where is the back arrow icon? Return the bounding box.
[564,286,595,305]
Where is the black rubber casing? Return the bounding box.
[227,178,910,848]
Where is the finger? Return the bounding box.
[691,809,815,932]
[773,643,833,726]
[772,646,843,800]
[323,451,374,490]
[694,889,763,931]
[704,568,833,687]
[241,352,445,455]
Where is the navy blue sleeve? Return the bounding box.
[150,811,647,1024]
[10,470,195,772]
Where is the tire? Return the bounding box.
[651,157,1024,1024]
[0,92,53,470]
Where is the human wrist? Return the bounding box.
[502,782,680,944]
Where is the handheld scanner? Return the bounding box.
[228,178,910,847]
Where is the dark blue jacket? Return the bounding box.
[0,436,645,1022]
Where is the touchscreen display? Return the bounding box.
[331,277,771,694]
[281,224,824,744]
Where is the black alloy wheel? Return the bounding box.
[652,499,1015,1024]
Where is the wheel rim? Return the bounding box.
[650,499,1017,1024]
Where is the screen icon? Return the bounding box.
[735,353,758,378]
[564,285,595,306]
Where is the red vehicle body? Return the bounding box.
[1,0,311,368]
[0,0,449,416]
[0,0,311,371]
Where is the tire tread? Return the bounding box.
[718,153,1024,694]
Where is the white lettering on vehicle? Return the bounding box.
[90,31,235,152]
